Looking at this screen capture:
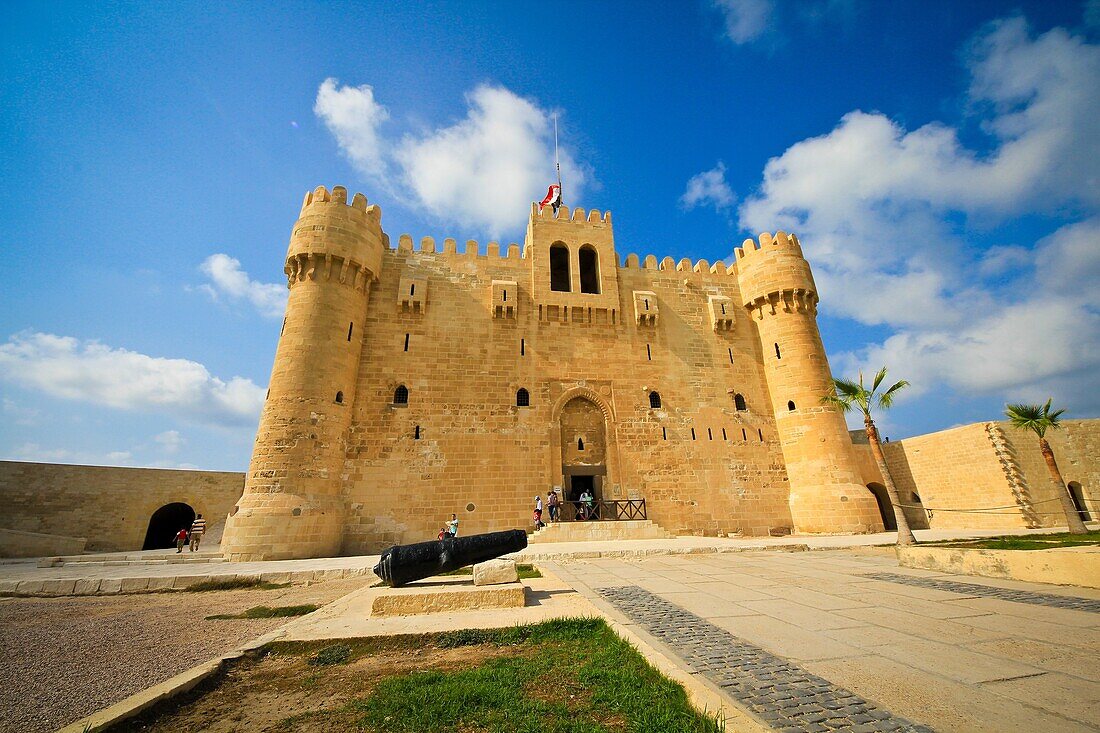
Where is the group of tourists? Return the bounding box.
[533,488,596,530]
[172,514,206,553]
[436,513,460,540]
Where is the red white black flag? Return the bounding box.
[539,184,562,213]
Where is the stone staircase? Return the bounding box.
[527,519,674,543]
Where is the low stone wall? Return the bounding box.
[897,545,1100,589]
[0,528,86,558]
[0,461,244,554]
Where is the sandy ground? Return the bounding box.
[0,578,367,733]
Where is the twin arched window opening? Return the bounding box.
[649,391,662,409]
[549,242,600,294]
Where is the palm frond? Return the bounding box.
[871,366,888,394]
[877,379,910,410]
[1005,402,1052,438]
[820,393,854,413]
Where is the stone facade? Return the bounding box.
[220,185,892,561]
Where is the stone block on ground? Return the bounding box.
[473,558,519,586]
[371,582,527,616]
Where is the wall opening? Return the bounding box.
[741,428,747,441]
[414,425,421,440]
[550,243,571,292]
[775,343,781,359]
[649,391,662,409]
[347,322,353,341]
[403,333,410,352]
[335,391,344,404]
[691,428,696,440]
[521,338,525,356]
[758,428,763,441]
[410,283,415,296]
[142,502,196,551]
[787,400,796,411]
[708,428,713,440]
[722,428,727,440]
[662,427,667,440]
[866,483,897,531]
[393,385,409,404]
[577,437,585,451]
[516,388,530,407]
[734,393,747,411]
[1069,481,1091,521]
[728,347,734,364]
[579,245,600,294]
[646,344,652,361]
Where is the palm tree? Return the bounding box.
[1004,400,1088,535]
[822,367,916,545]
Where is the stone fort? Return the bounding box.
[1,185,1096,560]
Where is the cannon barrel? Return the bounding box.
[372,529,528,587]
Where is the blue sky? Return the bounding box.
[1,0,1097,470]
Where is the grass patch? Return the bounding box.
[308,643,352,666]
[272,618,720,732]
[932,531,1100,551]
[205,604,317,620]
[182,578,290,592]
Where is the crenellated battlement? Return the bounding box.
[391,234,528,262]
[734,231,803,261]
[618,252,735,278]
[529,203,612,225]
[300,185,380,221]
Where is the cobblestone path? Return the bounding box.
[863,572,1100,613]
[597,585,935,733]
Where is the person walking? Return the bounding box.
[188,514,206,552]
[447,513,459,538]
[533,495,544,531]
[547,490,559,523]
[174,527,188,553]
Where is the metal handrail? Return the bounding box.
[562,498,646,522]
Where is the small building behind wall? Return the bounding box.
[0,461,244,556]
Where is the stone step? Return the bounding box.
[528,519,674,543]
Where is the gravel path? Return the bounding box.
[0,578,367,733]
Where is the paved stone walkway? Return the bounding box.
[598,585,934,732]
[546,550,1100,732]
[864,572,1100,614]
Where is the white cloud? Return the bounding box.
[680,162,735,212]
[316,81,585,237]
[200,254,287,319]
[7,442,133,466]
[0,332,265,427]
[154,430,184,454]
[713,0,773,44]
[2,398,39,426]
[314,78,390,181]
[738,18,1100,411]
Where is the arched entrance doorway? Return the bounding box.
[1068,482,1091,522]
[143,502,196,550]
[866,483,896,531]
[560,396,607,519]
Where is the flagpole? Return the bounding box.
[554,114,562,206]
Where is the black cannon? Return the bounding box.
[372,529,528,587]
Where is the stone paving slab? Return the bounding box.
[597,585,935,732]
[863,572,1100,614]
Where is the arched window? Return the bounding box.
[734,393,747,411]
[516,388,530,407]
[335,391,344,404]
[579,245,600,294]
[787,400,795,411]
[393,385,409,404]
[577,437,585,451]
[550,243,571,292]
[649,391,662,409]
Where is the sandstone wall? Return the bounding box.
[0,461,244,553]
[855,419,1099,531]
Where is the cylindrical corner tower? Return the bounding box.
[735,231,882,534]
[222,185,385,561]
